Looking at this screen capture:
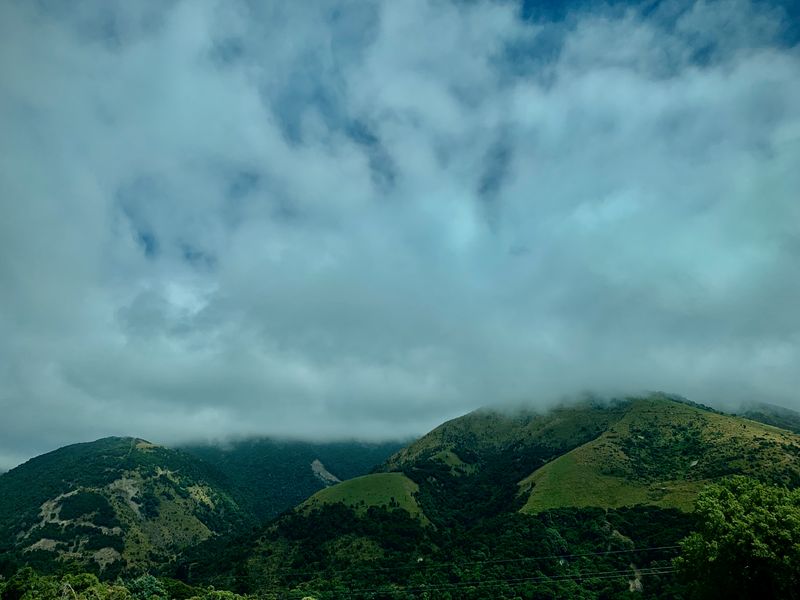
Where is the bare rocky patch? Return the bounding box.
[24,538,61,552]
[93,547,122,569]
[107,475,142,518]
[311,459,341,485]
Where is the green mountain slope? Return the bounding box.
[738,401,800,435]
[0,436,403,579]
[180,438,405,522]
[383,398,622,473]
[380,399,635,527]
[176,395,800,598]
[375,394,800,522]
[519,397,800,512]
[0,437,248,577]
[301,472,428,523]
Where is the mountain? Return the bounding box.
[518,396,800,512]
[7,396,800,597]
[178,395,800,598]
[180,438,406,522]
[0,437,248,578]
[737,401,800,435]
[0,435,403,579]
[372,394,800,520]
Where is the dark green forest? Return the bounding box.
[181,439,406,521]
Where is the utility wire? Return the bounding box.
[199,549,679,597]
[287,566,678,598]
[193,543,680,582]
[322,565,676,594]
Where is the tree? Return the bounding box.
[125,575,167,600]
[674,476,800,599]
[0,567,57,600]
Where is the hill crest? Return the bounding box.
[0,436,246,576]
[377,394,800,523]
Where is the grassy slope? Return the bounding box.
[301,473,428,523]
[518,449,703,512]
[376,400,650,529]
[519,397,800,512]
[383,399,629,475]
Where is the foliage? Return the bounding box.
[136,492,160,520]
[0,567,59,600]
[178,502,695,599]
[0,569,252,600]
[674,476,800,599]
[126,575,167,600]
[180,439,405,522]
[59,492,120,528]
[405,441,573,528]
[0,568,131,600]
[0,438,250,577]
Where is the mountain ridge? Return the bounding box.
[519,396,800,512]
[4,394,800,597]
[0,436,247,577]
[173,394,800,597]
[307,394,800,527]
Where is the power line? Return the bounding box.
[194,546,679,598]
[297,566,679,598]
[329,566,676,594]
[191,543,680,582]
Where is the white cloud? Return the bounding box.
[1,0,799,466]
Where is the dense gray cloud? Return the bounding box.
[1,0,799,469]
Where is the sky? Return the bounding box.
[1,0,799,470]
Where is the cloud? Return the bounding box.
[1,0,799,468]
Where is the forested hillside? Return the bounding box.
[0,438,247,577]
[181,438,405,521]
